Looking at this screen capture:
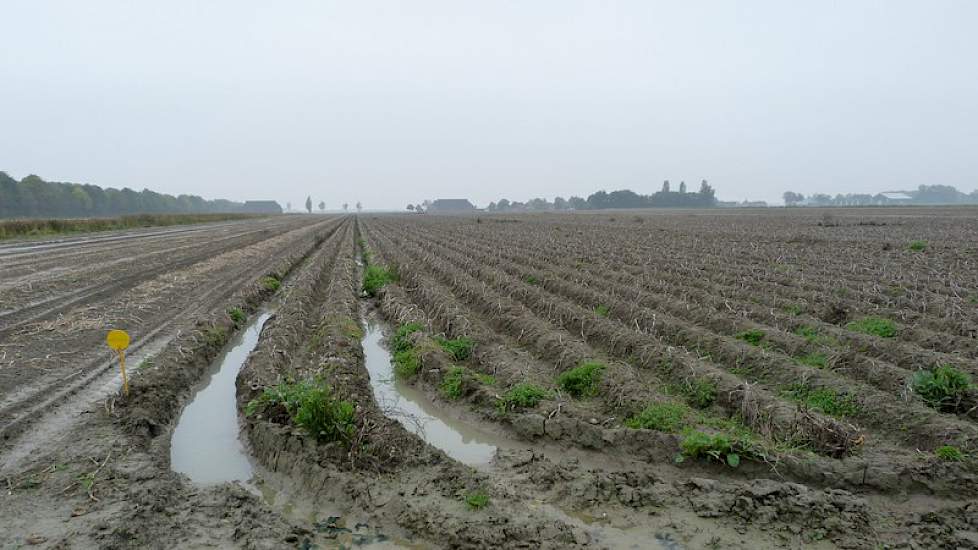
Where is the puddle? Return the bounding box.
[170,311,272,484]
[362,316,512,466]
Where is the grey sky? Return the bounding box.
[2,1,977,208]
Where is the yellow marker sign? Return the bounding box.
[106,330,130,350]
[106,330,131,396]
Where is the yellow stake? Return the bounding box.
[106,330,131,396]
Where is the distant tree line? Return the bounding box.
[783,185,978,207]
[0,172,258,219]
[486,180,717,212]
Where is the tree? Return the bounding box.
[497,198,511,211]
[679,181,687,194]
[553,196,568,210]
[318,201,325,212]
[783,191,805,206]
[0,172,258,218]
[305,196,312,214]
[415,204,424,213]
[407,204,415,211]
[486,202,496,211]
[342,203,349,212]
[662,180,670,193]
[698,180,716,205]
[356,201,362,212]
[568,196,587,210]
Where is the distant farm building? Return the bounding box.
[241,200,283,214]
[427,199,476,213]
[879,192,912,204]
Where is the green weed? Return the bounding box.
[557,361,605,398]
[228,307,246,326]
[783,384,860,418]
[499,383,548,411]
[440,367,467,400]
[203,326,227,347]
[794,325,819,342]
[783,304,805,316]
[363,265,397,296]
[594,304,610,317]
[796,352,827,369]
[464,490,490,510]
[736,329,766,346]
[682,378,717,409]
[846,316,897,338]
[394,349,422,378]
[392,322,424,353]
[908,240,928,252]
[935,445,964,462]
[477,373,496,385]
[260,275,281,292]
[437,336,474,361]
[523,274,540,285]
[245,379,356,444]
[911,366,974,412]
[625,402,689,432]
[677,430,747,468]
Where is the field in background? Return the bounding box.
[0,212,274,240]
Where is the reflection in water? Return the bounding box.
[170,312,272,484]
[362,317,510,466]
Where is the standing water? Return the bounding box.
[170,311,272,483]
[362,316,512,466]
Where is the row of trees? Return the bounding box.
[0,172,252,219]
[783,185,978,207]
[291,197,362,213]
[486,180,717,212]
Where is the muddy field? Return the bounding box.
[2,208,977,549]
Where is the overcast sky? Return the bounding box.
[2,1,977,209]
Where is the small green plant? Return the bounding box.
[436,336,474,361]
[356,239,371,263]
[391,322,424,353]
[522,274,539,285]
[935,445,964,462]
[796,352,827,369]
[794,325,819,342]
[625,402,689,432]
[476,373,496,385]
[683,378,717,409]
[260,275,281,292]
[363,265,397,296]
[594,304,610,317]
[783,384,860,418]
[464,490,490,510]
[846,316,897,338]
[228,307,246,326]
[677,430,744,467]
[499,383,549,411]
[908,239,928,252]
[245,379,356,444]
[203,326,227,347]
[394,349,422,378]
[911,366,974,412]
[557,361,606,398]
[735,329,765,346]
[783,304,805,316]
[969,294,978,305]
[440,367,467,400]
